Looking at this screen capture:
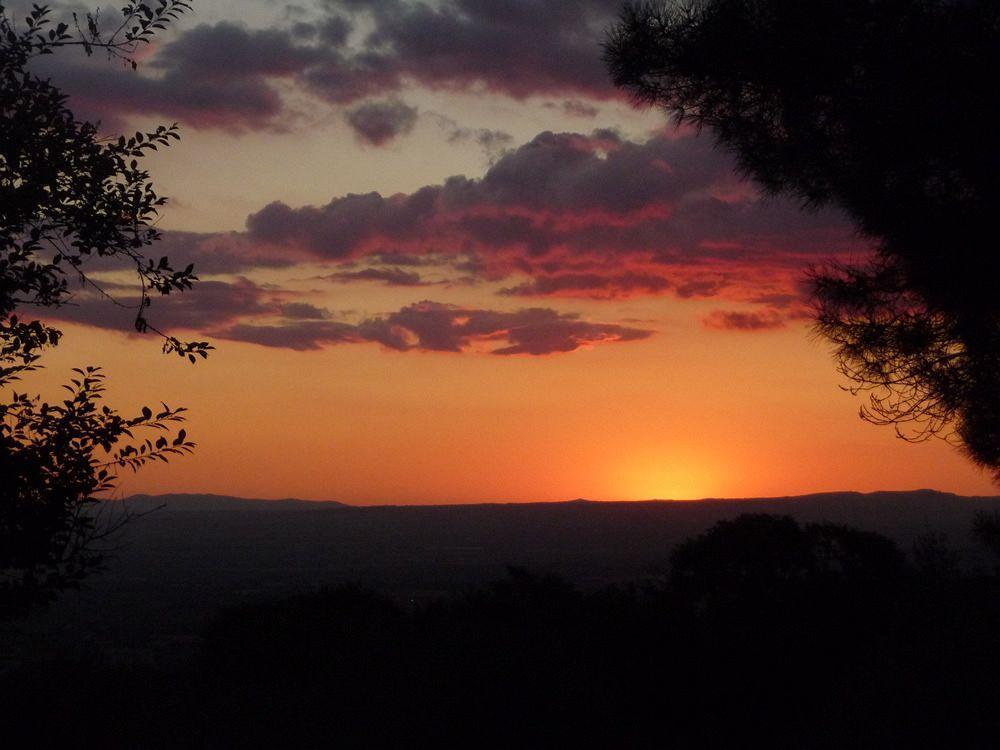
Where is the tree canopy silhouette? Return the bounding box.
[669,513,903,609]
[1,2,203,617]
[605,0,1000,478]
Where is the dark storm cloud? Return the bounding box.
[344,99,419,145]
[212,300,653,355]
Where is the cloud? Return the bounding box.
[245,130,860,302]
[431,114,514,160]
[44,278,277,333]
[212,301,653,355]
[41,272,651,356]
[499,271,671,299]
[68,231,300,277]
[675,278,729,299]
[246,189,437,260]
[213,320,360,351]
[345,99,419,145]
[33,21,320,132]
[245,131,729,255]
[280,302,332,319]
[152,232,301,275]
[154,21,325,80]
[304,0,623,103]
[491,317,652,355]
[41,119,859,347]
[34,1,625,131]
[702,309,788,332]
[326,267,427,286]
[41,127,855,350]
[368,252,436,266]
[546,99,601,118]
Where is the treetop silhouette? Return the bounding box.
[1,2,202,617]
[605,0,1000,478]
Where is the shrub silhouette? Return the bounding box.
[1,3,201,617]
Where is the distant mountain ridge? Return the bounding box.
[124,493,352,512]
[124,488,999,512]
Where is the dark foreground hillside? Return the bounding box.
[4,490,1000,666]
[4,508,1000,747]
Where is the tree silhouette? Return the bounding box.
[605,1,1000,478]
[669,513,903,605]
[971,509,1000,566]
[1,2,202,617]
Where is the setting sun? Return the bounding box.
[618,452,724,501]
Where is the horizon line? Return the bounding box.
[116,487,1000,508]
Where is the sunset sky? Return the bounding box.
[23,0,997,502]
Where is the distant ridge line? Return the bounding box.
[122,489,1000,511]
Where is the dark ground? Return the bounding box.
[4,489,998,667]
[5,490,1000,747]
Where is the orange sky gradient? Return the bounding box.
[33,310,996,504]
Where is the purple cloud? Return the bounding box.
[280,302,332,320]
[499,271,672,299]
[34,1,625,131]
[345,99,419,145]
[326,267,427,286]
[702,309,788,332]
[558,100,601,118]
[213,301,653,355]
[245,130,860,302]
[43,278,276,333]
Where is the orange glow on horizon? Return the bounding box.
[23,311,996,505]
